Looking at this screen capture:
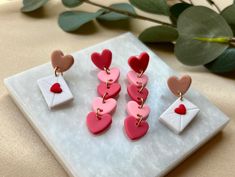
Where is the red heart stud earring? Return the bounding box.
[37,50,74,109]
[159,75,200,134]
[124,52,150,140]
[86,49,121,135]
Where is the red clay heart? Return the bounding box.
[50,83,62,93]
[127,84,148,104]
[86,112,112,134]
[91,49,112,70]
[128,52,149,74]
[97,82,121,99]
[51,50,74,72]
[174,104,186,115]
[124,116,149,140]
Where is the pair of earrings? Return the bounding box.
[37,49,199,141]
[85,49,151,140]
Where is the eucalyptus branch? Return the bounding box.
[84,0,175,27]
[206,0,221,12]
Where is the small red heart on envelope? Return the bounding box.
[50,83,62,93]
[174,104,186,115]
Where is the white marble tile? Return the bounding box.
[4,33,229,177]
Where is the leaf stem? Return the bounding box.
[84,0,175,27]
[206,0,221,12]
[188,0,194,5]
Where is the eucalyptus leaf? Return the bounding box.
[221,5,235,35]
[97,3,136,21]
[205,48,235,73]
[58,11,103,32]
[62,0,84,8]
[170,3,192,22]
[139,25,178,43]
[21,0,48,12]
[175,6,233,66]
[129,0,170,15]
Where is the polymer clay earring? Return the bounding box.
[159,75,200,134]
[124,52,150,140]
[86,49,121,135]
[37,50,74,109]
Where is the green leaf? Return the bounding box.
[221,5,235,35]
[170,3,192,22]
[139,25,178,43]
[21,0,48,12]
[97,3,136,21]
[175,6,233,66]
[205,48,235,73]
[62,0,84,8]
[129,0,170,15]
[58,11,103,32]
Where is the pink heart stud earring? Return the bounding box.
[159,75,200,134]
[124,52,150,140]
[37,50,74,109]
[86,49,121,135]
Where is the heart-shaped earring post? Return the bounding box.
[51,50,74,73]
[91,49,112,70]
[128,52,149,75]
[167,75,192,97]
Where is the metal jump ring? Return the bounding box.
[136,114,143,127]
[104,67,110,75]
[54,66,63,77]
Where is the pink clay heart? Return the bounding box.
[51,50,74,72]
[86,112,112,134]
[124,116,149,140]
[167,75,192,96]
[127,101,150,120]
[92,97,117,115]
[97,67,120,83]
[127,70,148,86]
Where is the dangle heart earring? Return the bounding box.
[159,75,200,134]
[37,50,74,109]
[124,52,150,140]
[86,49,121,135]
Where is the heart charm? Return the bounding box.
[51,50,74,72]
[92,97,117,115]
[86,112,112,134]
[174,104,187,115]
[97,82,121,99]
[127,101,150,120]
[97,68,120,83]
[127,70,148,86]
[167,75,192,96]
[128,52,149,74]
[91,49,112,70]
[50,83,62,93]
[124,116,149,140]
[127,84,149,104]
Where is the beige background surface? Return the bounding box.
[0,0,235,177]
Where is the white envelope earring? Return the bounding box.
[37,50,74,109]
[159,75,200,134]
